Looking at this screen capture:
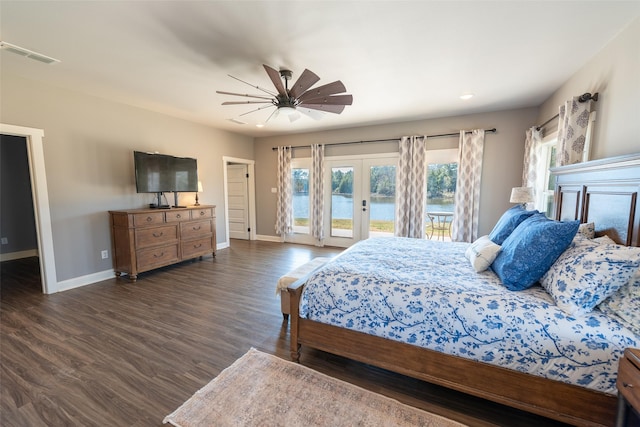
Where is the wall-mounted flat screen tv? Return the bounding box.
[134,151,198,193]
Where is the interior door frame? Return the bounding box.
[222,156,256,247]
[1,123,57,294]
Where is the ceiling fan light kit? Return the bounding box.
[217,64,353,125]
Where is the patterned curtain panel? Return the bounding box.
[451,129,485,243]
[394,136,427,239]
[522,126,542,209]
[310,144,325,245]
[556,96,592,166]
[275,146,293,240]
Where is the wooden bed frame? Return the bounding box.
[288,153,640,427]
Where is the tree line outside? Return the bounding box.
[293,164,457,236]
[327,163,457,199]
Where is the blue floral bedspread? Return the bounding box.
[299,237,639,395]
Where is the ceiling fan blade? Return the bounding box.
[228,74,277,97]
[263,65,287,96]
[216,90,273,100]
[238,104,276,117]
[299,94,353,106]
[222,101,272,105]
[288,69,320,99]
[297,80,346,102]
[300,104,346,114]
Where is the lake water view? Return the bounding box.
[293,193,454,221]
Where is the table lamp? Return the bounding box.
[195,181,203,206]
[510,187,534,208]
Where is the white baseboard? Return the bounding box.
[217,241,230,250]
[256,234,282,242]
[54,269,115,293]
[0,249,39,262]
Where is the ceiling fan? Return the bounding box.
[216,64,353,124]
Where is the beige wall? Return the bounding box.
[1,73,253,283]
[537,16,640,160]
[254,107,539,239]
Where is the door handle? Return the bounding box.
[362,200,367,212]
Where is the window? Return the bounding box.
[291,159,310,235]
[534,111,596,217]
[537,137,557,217]
[425,149,457,240]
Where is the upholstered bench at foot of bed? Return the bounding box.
[277,257,331,320]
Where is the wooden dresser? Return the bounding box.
[109,205,216,281]
[617,348,640,427]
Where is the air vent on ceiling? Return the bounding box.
[0,41,60,64]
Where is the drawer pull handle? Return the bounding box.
[193,226,201,230]
[153,232,164,238]
[146,217,153,222]
[176,214,181,218]
[200,212,205,216]
[154,252,164,258]
[194,244,202,248]
[623,382,634,388]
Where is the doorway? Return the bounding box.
[323,156,397,248]
[226,163,250,240]
[0,124,57,294]
[222,156,256,247]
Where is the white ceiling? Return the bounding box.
[1,1,639,138]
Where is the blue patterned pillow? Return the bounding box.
[488,205,538,245]
[599,269,640,335]
[491,213,579,291]
[541,235,640,316]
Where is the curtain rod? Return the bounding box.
[271,128,497,151]
[536,92,599,131]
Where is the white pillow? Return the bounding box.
[592,235,616,244]
[577,222,595,239]
[541,235,640,316]
[465,235,501,272]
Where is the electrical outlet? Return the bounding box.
[101,250,108,259]
[1,237,8,245]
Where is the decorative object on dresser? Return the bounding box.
[194,181,203,206]
[617,348,640,427]
[109,205,216,282]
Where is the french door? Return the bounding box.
[323,156,397,247]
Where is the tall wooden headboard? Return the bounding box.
[552,153,640,247]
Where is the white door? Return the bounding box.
[322,157,397,248]
[227,164,249,240]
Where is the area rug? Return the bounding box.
[163,348,466,427]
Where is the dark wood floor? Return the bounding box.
[1,240,572,427]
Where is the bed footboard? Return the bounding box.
[287,282,617,427]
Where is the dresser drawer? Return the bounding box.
[192,208,214,219]
[135,225,178,248]
[181,219,213,240]
[181,237,213,259]
[166,210,190,222]
[618,356,640,411]
[136,244,179,271]
[133,212,165,227]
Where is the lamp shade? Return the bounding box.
[510,187,534,204]
[197,181,203,193]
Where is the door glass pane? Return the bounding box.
[292,167,309,234]
[331,166,353,238]
[426,163,457,240]
[369,165,395,236]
